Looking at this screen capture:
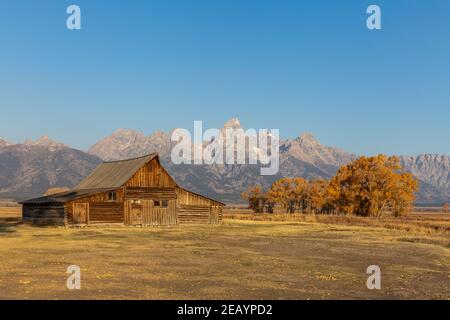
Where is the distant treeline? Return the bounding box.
[243,155,422,217]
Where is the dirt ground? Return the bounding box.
[0,207,448,300]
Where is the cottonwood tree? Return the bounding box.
[241,185,266,213]
[303,179,330,214]
[328,155,418,217]
[267,178,292,213]
[292,177,308,213]
[266,177,308,213]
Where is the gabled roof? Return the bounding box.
[75,153,158,190]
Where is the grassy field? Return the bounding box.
[0,207,448,300]
[224,209,450,234]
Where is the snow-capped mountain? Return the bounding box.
[86,119,449,204]
[0,119,447,204]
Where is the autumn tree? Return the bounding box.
[267,177,307,213]
[303,179,330,214]
[264,197,276,213]
[389,171,418,216]
[443,203,449,214]
[241,185,266,213]
[328,155,418,217]
[267,178,293,213]
[291,177,308,213]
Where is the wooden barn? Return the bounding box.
[20,154,224,226]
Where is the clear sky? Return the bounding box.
[0,0,449,155]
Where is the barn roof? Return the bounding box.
[75,153,158,190]
[20,188,116,204]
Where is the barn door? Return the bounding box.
[73,203,88,224]
[131,203,143,225]
[144,199,177,226]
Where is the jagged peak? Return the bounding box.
[296,132,320,145]
[36,135,51,144]
[23,135,67,148]
[109,128,170,141]
[150,130,169,138]
[223,118,242,129]
[0,137,11,147]
[112,128,144,137]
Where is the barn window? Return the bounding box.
[108,191,117,201]
[154,200,168,208]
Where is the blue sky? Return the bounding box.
[0,0,449,155]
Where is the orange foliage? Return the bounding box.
[244,154,418,217]
[328,155,418,217]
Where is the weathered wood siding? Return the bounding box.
[176,188,217,206]
[73,202,88,224]
[22,204,66,226]
[125,159,177,188]
[125,187,176,200]
[177,204,211,224]
[124,199,177,226]
[68,189,124,204]
[175,188,223,225]
[89,202,124,223]
[65,189,124,224]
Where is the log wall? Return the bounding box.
[89,202,124,223]
[175,188,223,225]
[65,189,124,224]
[22,204,66,226]
[177,204,211,224]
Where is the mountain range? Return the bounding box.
[0,119,448,205]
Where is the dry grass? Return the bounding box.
[0,206,448,299]
[0,206,21,219]
[224,209,450,235]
